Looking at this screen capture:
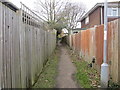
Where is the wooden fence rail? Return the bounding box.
[0,2,56,88]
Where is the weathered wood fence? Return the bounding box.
[0,2,56,88]
[66,19,120,84]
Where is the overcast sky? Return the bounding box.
[9,0,119,28]
[10,0,119,11]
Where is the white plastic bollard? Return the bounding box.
[101,63,109,88]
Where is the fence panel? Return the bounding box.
[68,19,119,83]
[0,2,56,88]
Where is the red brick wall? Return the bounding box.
[81,7,101,28]
[81,7,118,29]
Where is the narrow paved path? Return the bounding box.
[56,46,78,88]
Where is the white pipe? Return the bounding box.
[101,7,103,24]
[100,0,109,88]
[103,0,108,63]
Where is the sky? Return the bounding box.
[9,0,120,11]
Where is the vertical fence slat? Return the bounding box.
[0,2,3,89]
[3,4,7,88]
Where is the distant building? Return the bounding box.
[79,1,120,29]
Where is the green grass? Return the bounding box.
[67,48,100,88]
[32,48,59,88]
[73,59,100,88]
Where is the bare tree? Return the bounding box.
[60,2,86,30]
[34,0,86,30]
[34,0,65,22]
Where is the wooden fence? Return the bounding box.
[66,19,120,84]
[0,2,56,88]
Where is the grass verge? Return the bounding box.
[32,48,59,88]
[67,47,100,88]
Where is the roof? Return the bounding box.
[0,0,19,11]
[79,1,120,22]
